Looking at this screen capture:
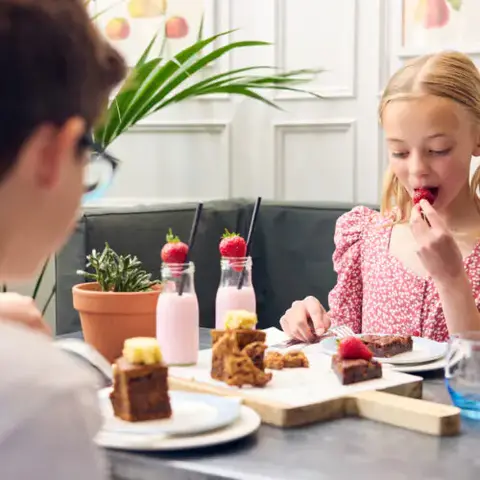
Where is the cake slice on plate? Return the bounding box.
[332,336,382,385]
[110,337,172,422]
[361,334,413,358]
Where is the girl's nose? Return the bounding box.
[408,152,430,178]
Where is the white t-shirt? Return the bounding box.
[0,321,108,480]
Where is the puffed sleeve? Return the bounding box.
[327,206,372,333]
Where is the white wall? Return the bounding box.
[89,0,385,206]
[13,0,480,332]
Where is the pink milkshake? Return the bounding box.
[216,285,256,329]
[156,262,199,365]
[215,256,256,329]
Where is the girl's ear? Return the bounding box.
[473,128,480,157]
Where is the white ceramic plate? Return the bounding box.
[95,405,261,451]
[99,389,241,436]
[318,334,447,365]
[389,345,462,373]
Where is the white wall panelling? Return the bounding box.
[95,121,232,203]
[273,0,358,99]
[94,0,384,206]
[273,120,357,202]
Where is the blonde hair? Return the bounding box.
[379,51,480,223]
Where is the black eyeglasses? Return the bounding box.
[79,134,121,202]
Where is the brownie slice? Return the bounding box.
[361,335,413,358]
[331,354,382,385]
[109,357,172,422]
[211,329,266,381]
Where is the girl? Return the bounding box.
[280,51,480,343]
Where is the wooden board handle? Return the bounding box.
[349,390,461,436]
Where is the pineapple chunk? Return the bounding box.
[224,310,257,330]
[123,337,162,365]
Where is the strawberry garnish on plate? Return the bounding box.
[219,229,247,272]
[161,228,188,264]
[338,336,373,361]
[413,188,436,206]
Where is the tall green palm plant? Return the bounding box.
[27,11,322,316]
[94,28,321,147]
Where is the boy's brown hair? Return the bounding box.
[0,0,126,180]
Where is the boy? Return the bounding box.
[0,1,126,478]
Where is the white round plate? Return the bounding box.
[389,344,462,373]
[95,405,261,451]
[319,334,447,365]
[99,389,241,436]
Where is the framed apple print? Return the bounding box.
[93,0,215,66]
[402,0,480,51]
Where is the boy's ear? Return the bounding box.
[28,118,85,190]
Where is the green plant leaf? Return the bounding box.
[98,30,239,144]
[447,0,462,11]
[127,39,273,129]
[78,243,159,292]
[32,259,49,300]
[94,27,323,147]
[41,284,56,316]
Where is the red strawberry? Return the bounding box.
[219,229,247,272]
[338,337,373,361]
[161,228,188,264]
[219,229,246,258]
[413,188,436,205]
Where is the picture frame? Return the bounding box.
[92,0,215,66]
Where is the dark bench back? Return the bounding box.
[55,199,373,334]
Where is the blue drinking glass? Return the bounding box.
[445,331,480,420]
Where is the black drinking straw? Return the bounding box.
[178,202,203,296]
[237,197,262,289]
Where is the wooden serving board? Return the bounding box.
[168,341,461,436]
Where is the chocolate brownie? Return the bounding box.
[110,357,172,422]
[331,354,382,385]
[211,329,266,380]
[361,335,413,358]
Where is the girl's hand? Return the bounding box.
[0,293,51,337]
[410,199,465,283]
[279,296,331,342]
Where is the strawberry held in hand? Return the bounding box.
[338,337,373,361]
[161,228,188,264]
[413,187,437,206]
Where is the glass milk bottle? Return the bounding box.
[215,256,256,329]
[156,262,199,365]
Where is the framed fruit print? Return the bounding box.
[92,0,215,66]
[402,0,480,52]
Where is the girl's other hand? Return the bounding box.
[410,199,465,283]
[279,295,331,342]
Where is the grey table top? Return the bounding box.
[64,328,480,480]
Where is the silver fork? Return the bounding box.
[270,324,355,349]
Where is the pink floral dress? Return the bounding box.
[328,206,480,342]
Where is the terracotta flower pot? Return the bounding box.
[72,282,162,363]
